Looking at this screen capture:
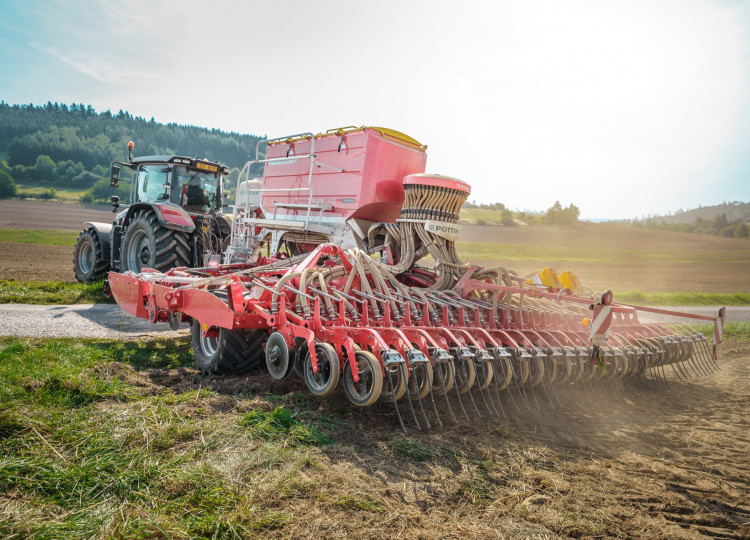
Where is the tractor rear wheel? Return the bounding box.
[191,319,266,375]
[73,228,110,283]
[121,210,191,273]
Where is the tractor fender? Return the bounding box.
[83,222,112,258]
[122,202,196,234]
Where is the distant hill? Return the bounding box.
[645,201,750,224]
[0,101,263,179]
[632,201,749,239]
[0,101,266,201]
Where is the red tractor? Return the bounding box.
[73,142,232,282]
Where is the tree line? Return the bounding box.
[0,101,264,199]
[463,200,581,226]
[634,213,749,239]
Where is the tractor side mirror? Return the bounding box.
[110,164,121,188]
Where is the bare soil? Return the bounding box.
[1,200,749,294]
[108,339,750,538]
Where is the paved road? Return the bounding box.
[0,304,746,340]
[0,304,189,339]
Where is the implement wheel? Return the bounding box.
[73,228,110,283]
[343,351,383,407]
[191,319,266,375]
[303,342,340,396]
[121,210,191,273]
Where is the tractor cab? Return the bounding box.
[113,155,228,215]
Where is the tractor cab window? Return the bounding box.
[136,165,169,203]
[173,165,221,213]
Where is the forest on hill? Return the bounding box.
[0,101,263,199]
[632,201,749,239]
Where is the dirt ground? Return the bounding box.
[1,200,749,294]
[110,338,750,539]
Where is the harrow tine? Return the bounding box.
[694,337,716,374]
[697,335,719,372]
[474,357,498,417]
[461,361,482,419]
[385,366,407,433]
[434,359,457,424]
[528,354,544,411]
[489,358,507,418]
[401,363,422,430]
[495,351,520,414]
[425,368,443,428]
[562,351,582,406]
[545,354,563,407]
[510,350,533,412]
[449,359,471,422]
[410,363,431,429]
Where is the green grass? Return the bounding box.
[0,337,335,539]
[0,280,114,304]
[693,321,750,339]
[614,290,750,306]
[15,184,89,203]
[0,333,748,538]
[0,228,79,246]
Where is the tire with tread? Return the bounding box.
[73,228,110,283]
[191,319,266,375]
[121,209,191,273]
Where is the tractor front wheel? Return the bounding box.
[73,228,110,283]
[121,210,191,273]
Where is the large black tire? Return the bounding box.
[191,319,267,375]
[121,210,191,273]
[73,228,110,283]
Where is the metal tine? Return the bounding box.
[544,348,564,407]
[674,334,704,377]
[425,363,443,428]
[560,349,581,406]
[669,334,702,377]
[510,349,533,412]
[604,351,624,401]
[385,367,407,432]
[495,350,519,413]
[691,333,716,375]
[474,357,499,417]
[674,324,713,375]
[400,362,422,430]
[433,357,456,424]
[697,334,720,372]
[649,342,669,391]
[669,339,700,379]
[526,351,543,411]
[448,360,471,422]
[482,357,504,417]
[459,354,483,418]
[569,348,589,406]
[489,358,507,418]
[409,360,431,429]
[533,350,556,407]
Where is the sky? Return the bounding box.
[0,0,749,220]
